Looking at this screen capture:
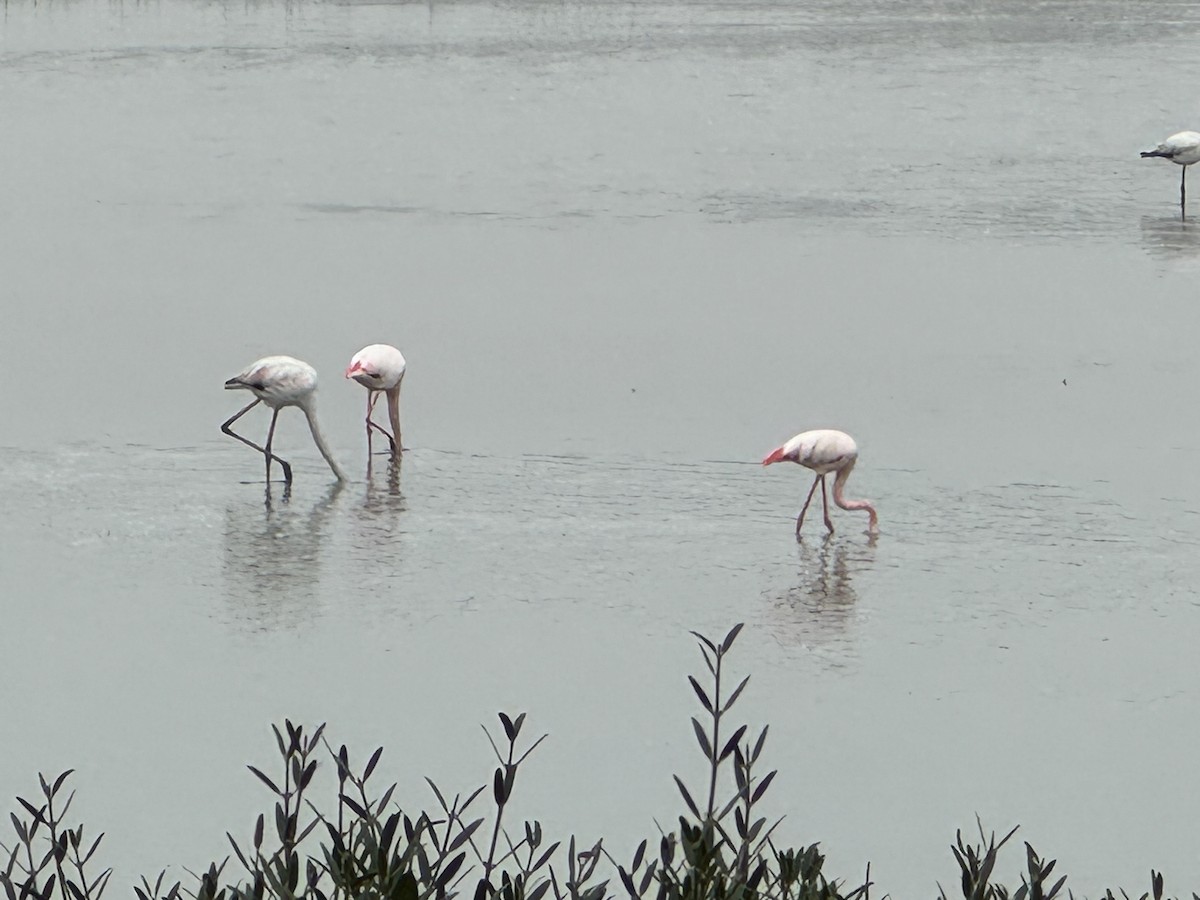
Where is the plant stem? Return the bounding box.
[484,738,517,884]
[705,649,722,822]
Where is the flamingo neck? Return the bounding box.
[302,403,348,483]
[386,385,403,456]
[832,463,879,533]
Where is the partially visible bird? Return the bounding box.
[345,343,407,462]
[762,429,878,536]
[1141,131,1200,217]
[222,355,347,484]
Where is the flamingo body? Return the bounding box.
[222,355,346,484]
[225,355,320,407]
[762,429,878,536]
[346,343,406,464]
[1141,131,1200,217]
[1142,131,1200,167]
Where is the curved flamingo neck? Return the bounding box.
[302,402,348,482]
[386,384,403,456]
[832,463,879,533]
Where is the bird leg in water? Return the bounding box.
[264,408,286,484]
[1183,167,1188,221]
[796,474,822,536]
[365,390,397,458]
[820,474,834,532]
[221,399,293,485]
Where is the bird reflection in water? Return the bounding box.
[366,448,402,481]
[363,455,405,513]
[770,535,876,657]
[1139,215,1200,265]
[347,458,408,579]
[222,481,345,629]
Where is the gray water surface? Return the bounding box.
[4,0,1200,895]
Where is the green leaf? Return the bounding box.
[687,677,713,714]
[246,766,281,796]
[689,631,717,654]
[721,623,744,653]
[447,818,485,854]
[380,812,400,856]
[424,778,449,813]
[82,831,104,865]
[719,725,747,762]
[618,867,638,898]
[16,797,45,823]
[690,718,713,762]
[722,675,751,714]
[306,722,326,756]
[392,872,418,900]
[51,771,74,797]
[437,853,465,890]
[673,777,701,820]
[226,833,250,875]
[751,726,769,764]
[752,770,777,803]
[632,839,647,872]
[532,841,561,873]
[271,724,286,759]
[300,760,318,791]
[638,861,657,894]
[364,747,384,783]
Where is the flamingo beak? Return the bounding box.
[762,446,787,466]
[345,361,362,379]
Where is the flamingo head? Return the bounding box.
[762,446,790,466]
[346,360,382,385]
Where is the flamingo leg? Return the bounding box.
[221,399,293,484]
[365,390,397,457]
[796,474,822,536]
[264,407,291,485]
[365,390,377,460]
[1182,166,1188,220]
[821,474,834,533]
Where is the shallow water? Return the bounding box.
[5,0,1200,895]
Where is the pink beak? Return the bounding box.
[762,446,786,466]
[345,361,362,379]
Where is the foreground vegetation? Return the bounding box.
[0,626,1186,900]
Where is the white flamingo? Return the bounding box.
[762,429,878,536]
[1141,131,1200,216]
[345,344,406,462]
[221,355,347,484]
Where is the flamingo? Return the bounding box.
[221,355,347,484]
[1141,131,1200,217]
[345,344,406,462]
[762,429,878,536]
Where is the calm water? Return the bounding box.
[4,0,1200,895]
